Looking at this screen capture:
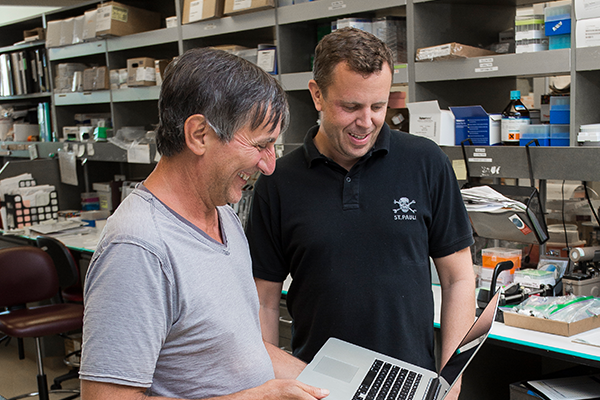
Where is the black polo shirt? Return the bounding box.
[247,123,473,369]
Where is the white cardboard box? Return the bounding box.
[407,100,455,146]
[82,10,97,41]
[575,0,600,20]
[576,17,600,47]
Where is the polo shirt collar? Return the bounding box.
[303,123,391,168]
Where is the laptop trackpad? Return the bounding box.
[313,357,359,383]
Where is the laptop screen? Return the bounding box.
[439,290,500,387]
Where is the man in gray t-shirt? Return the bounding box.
[80,48,329,400]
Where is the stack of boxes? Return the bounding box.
[332,17,407,64]
[545,1,572,50]
[479,248,522,290]
[515,11,548,53]
[520,95,570,147]
[46,2,161,48]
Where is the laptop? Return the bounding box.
[297,290,501,400]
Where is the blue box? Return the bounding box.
[520,125,550,146]
[450,106,501,146]
[550,105,570,124]
[545,16,571,36]
[550,124,570,146]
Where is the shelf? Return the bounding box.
[280,72,312,91]
[106,28,180,52]
[576,47,600,72]
[0,40,45,54]
[47,40,107,61]
[0,92,51,102]
[112,86,161,102]
[181,10,276,40]
[54,91,111,106]
[442,145,600,182]
[277,0,406,25]
[279,65,407,91]
[415,49,571,82]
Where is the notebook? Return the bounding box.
[297,290,500,400]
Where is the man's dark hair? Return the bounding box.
[156,47,289,157]
[313,27,394,95]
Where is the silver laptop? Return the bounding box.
[297,290,500,400]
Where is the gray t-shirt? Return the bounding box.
[80,187,274,398]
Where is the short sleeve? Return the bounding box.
[80,242,173,387]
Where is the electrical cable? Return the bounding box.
[562,180,570,254]
[583,181,600,227]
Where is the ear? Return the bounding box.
[184,114,211,156]
[308,80,324,112]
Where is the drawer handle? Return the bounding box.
[279,317,292,325]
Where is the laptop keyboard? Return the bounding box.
[352,359,422,400]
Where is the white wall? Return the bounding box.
[0,6,59,26]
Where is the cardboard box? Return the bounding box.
[127,57,156,87]
[23,27,45,42]
[72,15,85,45]
[416,42,496,62]
[182,0,224,24]
[576,17,600,48]
[503,311,600,336]
[60,18,75,47]
[96,2,161,38]
[450,106,501,146]
[154,59,171,86]
[166,16,178,28]
[223,0,275,16]
[575,0,600,20]
[46,20,62,48]
[83,67,110,91]
[406,100,455,146]
[82,9,97,41]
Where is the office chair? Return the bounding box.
[36,236,83,304]
[0,246,83,400]
[36,236,83,390]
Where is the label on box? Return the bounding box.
[96,5,113,31]
[189,0,204,22]
[257,49,276,73]
[136,67,156,82]
[419,44,451,60]
[233,0,252,11]
[111,6,128,22]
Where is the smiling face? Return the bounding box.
[309,61,392,171]
[205,120,280,206]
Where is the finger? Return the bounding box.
[296,381,330,399]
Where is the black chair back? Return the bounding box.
[36,236,79,290]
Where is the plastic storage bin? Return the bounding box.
[550,124,570,146]
[513,269,556,288]
[520,124,550,146]
[544,4,571,36]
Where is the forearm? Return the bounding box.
[260,305,281,346]
[264,341,307,379]
[439,277,476,367]
[82,377,328,400]
[435,247,476,368]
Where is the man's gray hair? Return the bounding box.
[156,47,289,157]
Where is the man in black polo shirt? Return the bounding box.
[246,28,475,400]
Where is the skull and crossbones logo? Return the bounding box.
[393,197,416,214]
